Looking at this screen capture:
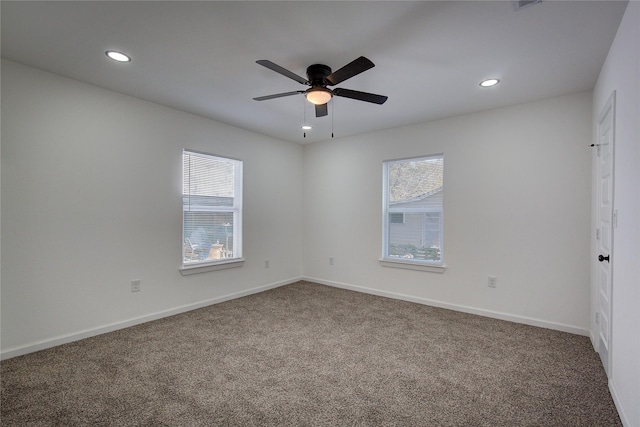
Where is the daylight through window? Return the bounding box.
[182,150,242,267]
[382,154,444,265]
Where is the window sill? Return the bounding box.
[180,258,245,276]
[379,258,446,273]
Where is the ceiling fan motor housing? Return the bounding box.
[305,64,334,105]
[306,64,332,87]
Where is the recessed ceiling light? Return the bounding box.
[301,125,312,130]
[479,78,500,88]
[105,50,131,63]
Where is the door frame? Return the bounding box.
[592,90,615,377]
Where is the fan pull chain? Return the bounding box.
[331,100,334,138]
[303,97,306,138]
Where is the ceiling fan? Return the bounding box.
[253,56,388,117]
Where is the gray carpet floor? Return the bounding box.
[1,281,621,426]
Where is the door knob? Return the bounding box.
[598,254,610,262]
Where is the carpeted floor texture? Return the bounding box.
[1,281,621,426]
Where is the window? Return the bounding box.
[382,154,444,267]
[390,213,405,224]
[182,150,242,269]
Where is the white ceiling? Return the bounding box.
[1,1,628,144]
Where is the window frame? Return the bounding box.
[180,149,244,275]
[381,154,446,273]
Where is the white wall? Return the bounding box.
[2,21,635,419]
[303,91,593,334]
[592,2,640,426]
[1,60,304,357]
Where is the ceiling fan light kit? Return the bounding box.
[305,87,333,105]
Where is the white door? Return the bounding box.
[595,91,615,376]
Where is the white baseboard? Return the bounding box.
[1,277,302,360]
[609,379,631,427]
[590,330,598,351]
[3,276,590,360]
[303,276,590,337]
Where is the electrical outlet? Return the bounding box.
[329,257,334,266]
[488,276,497,288]
[131,280,141,293]
[264,259,269,268]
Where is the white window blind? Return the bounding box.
[182,150,242,267]
[382,154,444,265]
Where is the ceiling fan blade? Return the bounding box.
[333,88,388,105]
[326,56,375,85]
[256,60,308,85]
[315,103,328,117]
[253,91,304,101]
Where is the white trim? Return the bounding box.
[382,154,445,264]
[2,275,590,360]
[304,276,590,337]
[180,258,245,275]
[589,329,598,351]
[182,150,243,266]
[379,258,446,273]
[592,90,616,376]
[0,277,301,360]
[609,379,630,427]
